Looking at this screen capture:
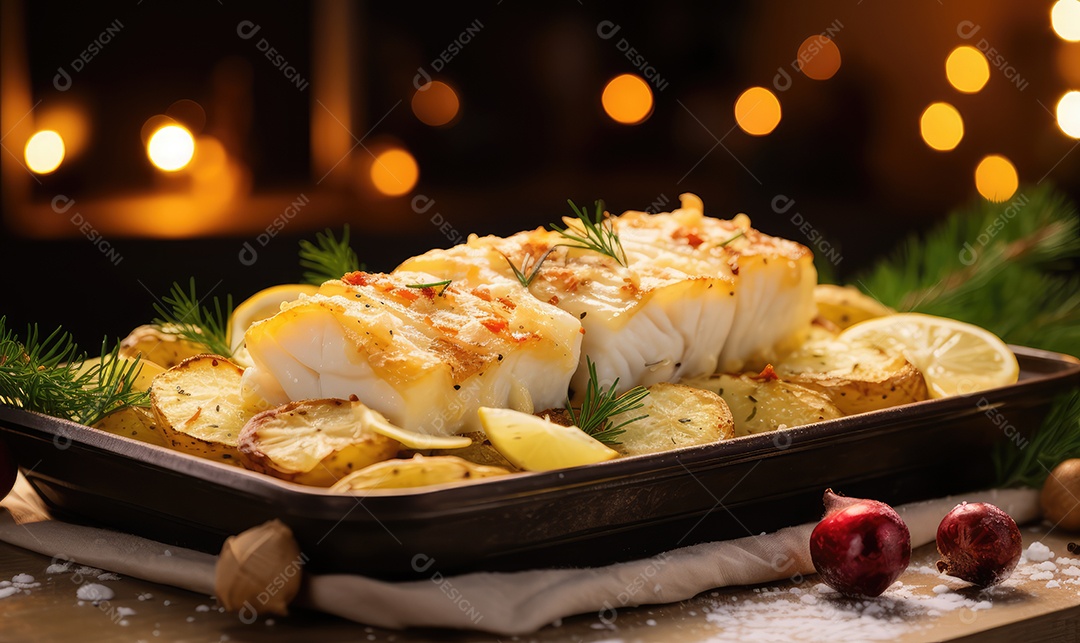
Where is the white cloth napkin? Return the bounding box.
[0,476,1039,635]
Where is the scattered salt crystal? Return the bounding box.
[163,600,171,606]
[195,604,210,612]
[645,619,657,626]
[77,601,84,606]
[76,583,115,601]
[932,585,951,594]
[1062,566,1080,577]
[45,563,71,574]
[973,600,992,610]
[589,623,607,630]
[116,607,135,617]
[73,566,101,577]
[1025,542,1054,562]
[927,609,941,617]
[11,574,33,584]
[119,620,129,627]
[163,550,172,557]
[789,587,802,595]
[1047,580,1061,589]
[1056,557,1080,566]
[186,616,195,623]
[800,594,818,605]
[653,584,662,592]
[730,596,738,601]
[0,581,9,588]
[1030,571,1054,581]
[891,580,904,588]
[813,583,835,594]
[688,610,697,616]
[0,587,19,599]
[96,573,121,581]
[138,592,153,601]
[710,591,719,597]
[1035,561,1057,572]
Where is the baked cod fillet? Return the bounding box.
[399,193,817,395]
[241,271,582,436]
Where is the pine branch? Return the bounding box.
[299,226,362,285]
[994,390,1080,489]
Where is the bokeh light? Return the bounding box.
[601,74,654,125]
[919,102,964,151]
[974,155,1019,202]
[412,81,461,127]
[24,130,65,174]
[1056,90,1080,138]
[797,36,842,80]
[147,124,196,172]
[1051,0,1080,42]
[945,46,990,93]
[734,87,782,136]
[370,148,419,196]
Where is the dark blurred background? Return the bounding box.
[2,1,1078,346]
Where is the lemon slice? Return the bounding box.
[228,284,319,352]
[478,407,618,471]
[839,313,1019,398]
[354,404,471,450]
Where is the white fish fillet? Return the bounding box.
[399,193,817,395]
[242,271,582,436]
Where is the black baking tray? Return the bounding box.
[2,345,1077,580]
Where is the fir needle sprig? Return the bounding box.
[152,278,234,357]
[993,389,1080,489]
[0,317,150,426]
[566,357,649,445]
[551,199,628,266]
[299,225,363,285]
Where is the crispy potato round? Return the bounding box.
[687,370,843,436]
[774,339,929,415]
[429,432,518,471]
[329,455,509,492]
[813,284,893,329]
[92,406,169,447]
[150,354,250,465]
[238,398,401,487]
[610,383,734,456]
[119,325,206,369]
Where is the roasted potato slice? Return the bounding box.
[149,354,251,464]
[92,406,168,447]
[774,338,929,414]
[329,455,509,492]
[813,284,893,330]
[686,367,843,436]
[238,398,401,486]
[119,325,206,369]
[610,382,734,456]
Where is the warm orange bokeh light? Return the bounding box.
[1057,90,1080,138]
[920,102,964,151]
[734,87,782,136]
[370,148,419,196]
[147,124,196,172]
[24,130,65,174]
[1052,0,1080,41]
[946,46,990,94]
[412,81,461,127]
[601,74,654,125]
[975,155,1019,202]
[797,35,841,80]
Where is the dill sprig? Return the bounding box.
[856,186,1080,356]
[501,247,561,288]
[299,225,362,285]
[0,317,150,426]
[406,279,452,296]
[551,199,628,266]
[566,357,649,445]
[994,389,1080,489]
[152,278,233,357]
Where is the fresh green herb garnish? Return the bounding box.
[994,390,1080,489]
[720,230,745,247]
[501,247,561,288]
[551,199,628,266]
[152,278,233,357]
[566,357,649,445]
[0,317,150,426]
[299,226,363,285]
[406,279,453,296]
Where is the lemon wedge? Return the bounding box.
[839,313,1019,398]
[477,407,618,471]
[228,284,319,353]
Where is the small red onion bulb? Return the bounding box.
[936,502,1021,587]
[810,489,912,597]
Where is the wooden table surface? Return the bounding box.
[1,521,1078,643]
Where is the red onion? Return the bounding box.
[810,489,912,597]
[936,502,1021,587]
